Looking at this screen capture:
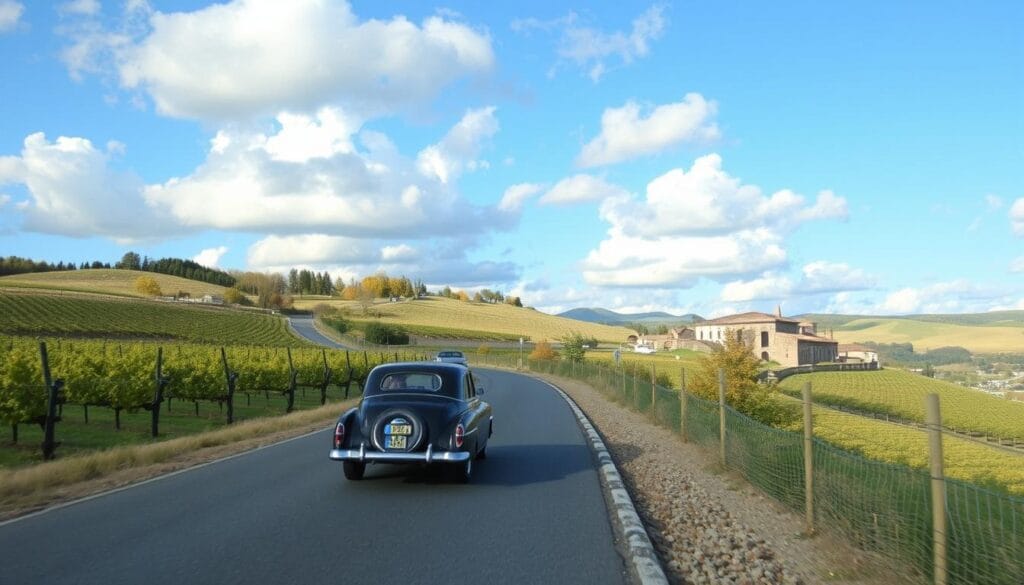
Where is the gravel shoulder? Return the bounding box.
[540,372,912,585]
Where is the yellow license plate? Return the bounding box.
[388,424,412,435]
[386,436,407,449]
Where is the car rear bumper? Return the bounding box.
[329,443,470,464]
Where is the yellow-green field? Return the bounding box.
[294,296,636,343]
[793,401,1024,495]
[833,317,1024,353]
[780,369,1024,440]
[586,348,706,387]
[0,269,231,299]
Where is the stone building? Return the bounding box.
[693,307,838,367]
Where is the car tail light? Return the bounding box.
[333,422,345,448]
[454,424,465,448]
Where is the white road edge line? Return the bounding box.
[0,426,329,528]
[538,378,669,585]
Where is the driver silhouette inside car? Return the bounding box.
[383,374,407,390]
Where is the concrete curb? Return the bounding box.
[540,378,669,585]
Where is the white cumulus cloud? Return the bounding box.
[539,174,629,206]
[600,154,848,238]
[416,106,498,184]
[498,183,544,213]
[576,93,719,167]
[581,228,787,288]
[1011,256,1024,274]
[193,246,229,268]
[581,155,849,288]
[0,132,171,241]
[721,273,793,303]
[142,107,517,238]
[0,1,23,32]
[59,0,100,16]
[719,261,875,304]
[111,1,493,120]
[0,105,524,246]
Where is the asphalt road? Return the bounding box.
[0,369,628,585]
[287,315,352,349]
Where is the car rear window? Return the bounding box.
[439,351,463,357]
[379,372,443,392]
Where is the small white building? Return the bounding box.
[838,343,879,364]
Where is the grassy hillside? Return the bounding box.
[798,311,1024,354]
[779,368,1024,440]
[0,291,305,346]
[293,296,636,343]
[831,318,1024,353]
[0,269,231,299]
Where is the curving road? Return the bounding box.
[0,369,629,584]
[287,315,353,349]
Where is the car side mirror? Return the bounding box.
[477,387,486,395]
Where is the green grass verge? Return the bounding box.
[0,384,361,468]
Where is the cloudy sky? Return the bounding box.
[0,1,1021,317]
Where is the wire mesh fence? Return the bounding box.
[470,352,1024,585]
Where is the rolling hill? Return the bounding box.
[0,290,305,346]
[293,296,636,343]
[0,269,233,299]
[796,312,1024,354]
[558,307,703,326]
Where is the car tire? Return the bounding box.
[454,457,472,484]
[343,461,365,480]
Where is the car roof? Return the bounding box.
[365,362,469,399]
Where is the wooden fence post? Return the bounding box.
[221,347,237,424]
[803,382,815,535]
[621,367,626,401]
[286,348,297,413]
[718,368,727,468]
[650,364,657,415]
[39,341,63,461]
[151,347,170,437]
[926,394,948,585]
[632,366,639,410]
[320,349,332,406]
[679,367,687,442]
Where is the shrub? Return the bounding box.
[223,287,246,304]
[560,332,587,363]
[689,332,799,427]
[134,275,162,297]
[529,340,558,360]
[322,316,350,335]
[364,322,409,345]
[477,344,491,355]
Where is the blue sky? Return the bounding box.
[0,1,1021,317]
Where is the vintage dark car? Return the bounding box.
[329,362,493,483]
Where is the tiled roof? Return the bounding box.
[839,343,874,352]
[788,334,838,344]
[699,311,800,325]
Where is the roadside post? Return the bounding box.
[519,337,524,370]
[802,382,814,535]
[718,368,727,468]
[679,367,687,442]
[926,394,948,585]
